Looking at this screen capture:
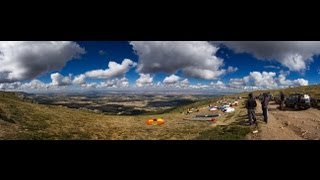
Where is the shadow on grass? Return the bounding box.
[196,124,252,140]
[196,115,252,140]
[0,108,16,124]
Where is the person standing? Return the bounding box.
[280,91,285,110]
[261,93,270,123]
[246,93,257,125]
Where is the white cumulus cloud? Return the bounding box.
[81,83,98,89]
[50,73,72,86]
[20,79,48,90]
[0,41,85,83]
[210,80,227,89]
[227,71,309,90]
[0,82,21,90]
[73,74,86,85]
[85,59,136,79]
[190,83,210,89]
[130,41,228,80]
[136,73,153,87]
[179,78,189,88]
[246,71,278,89]
[292,79,308,86]
[163,74,181,85]
[219,41,320,71]
[229,78,246,89]
[98,77,129,88]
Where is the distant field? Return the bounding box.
[26,94,215,115]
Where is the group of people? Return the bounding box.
[246,92,270,125]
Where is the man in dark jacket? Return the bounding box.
[280,91,285,110]
[246,93,257,125]
[261,93,270,123]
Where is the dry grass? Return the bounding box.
[1,88,287,140]
[0,91,251,140]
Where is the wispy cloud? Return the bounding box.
[264,65,280,69]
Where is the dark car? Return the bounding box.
[285,93,311,110]
[274,96,282,104]
[311,98,320,108]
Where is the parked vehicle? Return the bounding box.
[285,93,311,110]
[311,98,320,108]
[274,96,282,104]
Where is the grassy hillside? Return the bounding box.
[2,85,318,140]
[0,91,231,140]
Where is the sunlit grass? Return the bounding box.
[1,85,318,140]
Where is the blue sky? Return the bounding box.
[38,41,138,82]
[38,41,320,86]
[0,41,319,93]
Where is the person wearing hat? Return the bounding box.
[246,93,257,125]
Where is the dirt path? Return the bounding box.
[248,101,320,140]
